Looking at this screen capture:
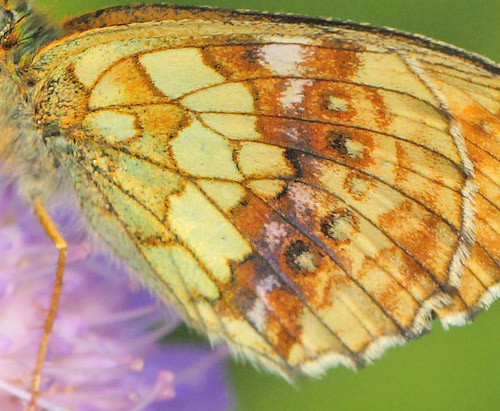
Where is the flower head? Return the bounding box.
[0,183,232,410]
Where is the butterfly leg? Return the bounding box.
[28,198,67,411]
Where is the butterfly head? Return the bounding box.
[0,0,60,75]
[0,0,31,51]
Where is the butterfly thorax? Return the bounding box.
[0,1,68,202]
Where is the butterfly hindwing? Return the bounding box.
[27,6,500,376]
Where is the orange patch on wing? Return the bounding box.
[201,45,274,80]
[89,57,167,109]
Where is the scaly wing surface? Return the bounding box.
[27,5,500,376]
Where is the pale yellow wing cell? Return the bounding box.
[139,48,226,99]
[182,82,255,113]
[197,180,247,212]
[170,116,243,180]
[167,182,253,283]
[200,113,262,141]
[83,110,137,143]
[237,142,296,179]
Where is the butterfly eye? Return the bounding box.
[0,7,13,43]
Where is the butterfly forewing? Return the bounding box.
[27,5,500,376]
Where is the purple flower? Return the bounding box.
[0,183,233,410]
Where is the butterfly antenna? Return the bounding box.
[28,198,67,410]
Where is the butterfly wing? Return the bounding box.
[28,6,500,376]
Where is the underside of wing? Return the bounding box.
[29,12,500,377]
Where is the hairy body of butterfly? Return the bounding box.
[1,0,500,384]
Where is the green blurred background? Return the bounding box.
[35,1,500,410]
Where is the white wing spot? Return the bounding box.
[258,44,310,76]
[280,79,314,110]
[247,276,280,332]
[263,221,288,252]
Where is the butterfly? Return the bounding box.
[1,0,500,405]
